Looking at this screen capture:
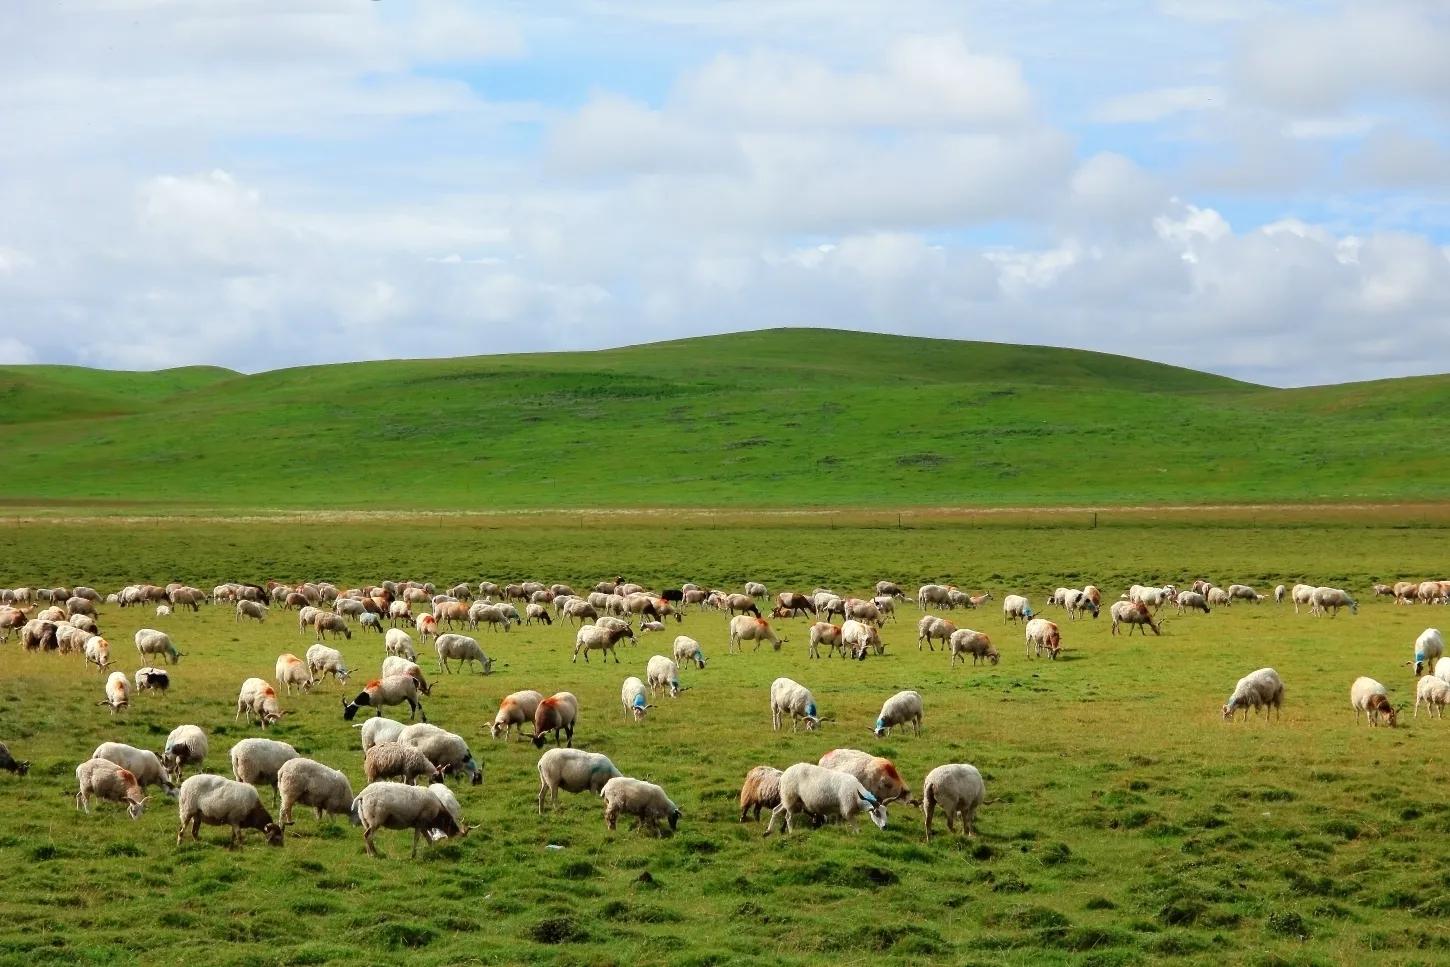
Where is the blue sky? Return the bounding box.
[1,0,1447,385]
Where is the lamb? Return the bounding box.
[573,623,635,663]
[620,676,652,722]
[763,763,887,836]
[1408,628,1445,677]
[75,758,148,818]
[134,628,182,664]
[841,619,881,659]
[1002,594,1033,623]
[819,748,912,804]
[808,621,845,659]
[1110,600,1163,636]
[536,747,621,812]
[398,723,483,785]
[274,758,355,825]
[134,666,170,694]
[672,635,707,668]
[1414,674,1450,718]
[0,741,30,776]
[872,690,923,737]
[384,628,417,661]
[364,741,443,785]
[357,716,406,751]
[532,691,580,748]
[305,643,351,686]
[770,677,820,732]
[1222,667,1285,722]
[98,671,130,715]
[525,603,552,626]
[920,763,985,842]
[1274,583,1287,604]
[162,725,208,782]
[155,604,172,618]
[230,737,300,799]
[490,689,544,741]
[1310,587,1358,617]
[646,655,684,698]
[1349,677,1399,728]
[235,677,287,727]
[1024,617,1062,659]
[434,633,494,674]
[274,653,315,695]
[949,628,998,665]
[91,742,177,795]
[1175,591,1211,614]
[729,615,786,653]
[738,765,783,822]
[314,613,353,640]
[350,781,467,857]
[600,776,680,835]
[342,675,427,722]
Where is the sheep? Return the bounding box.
[1023,618,1062,659]
[536,747,621,812]
[92,742,176,796]
[1062,588,1099,620]
[725,593,762,617]
[1291,583,1317,613]
[917,584,952,610]
[21,618,58,652]
[745,581,768,599]
[274,653,315,696]
[82,634,114,671]
[646,655,685,698]
[1408,628,1445,677]
[314,613,353,640]
[573,623,634,663]
[175,774,284,847]
[384,628,417,661]
[1110,600,1163,636]
[75,758,148,819]
[920,763,985,842]
[379,656,432,695]
[841,619,881,659]
[398,723,483,785]
[1349,677,1399,728]
[97,671,130,715]
[1222,668,1285,722]
[601,776,680,835]
[672,635,707,668]
[1310,587,1358,617]
[1227,584,1261,603]
[819,748,912,804]
[770,677,820,732]
[468,602,512,633]
[1414,674,1450,718]
[561,598,598,626]
[0,741,30,776]
[304,643,351,686]
[235,677,287,727]
[1418,580,1444,605]
[342,675,427,722]
[357,716,406,751]
[155,604,172,618]
[134,666,170,695]
[948,628,998,666]
[524,603,552,626]
[1002,594,1033,623]
[872,690,923,737]
[364,741,443,785]
[269,759,351,827]
[807,621,845,659]
[738,765,783,822]
[763,763,887,836]
[230,738,300,800]
[432,633,492,675]
[350,781,467,857]
[1274,583,1287,604]
[1175,591,1210,614]
[729,615,787,653]
[134,628,182,664]
[490,689,544,741]
[532,692,580,748]
[620,676,653,722]
[236,600,268,623]
[162,725,208,782]
[912,614,956,653]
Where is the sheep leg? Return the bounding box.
[411,829,421,858]
[362,825,378,856]
[175,819,188,845]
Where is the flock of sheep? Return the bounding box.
[1,570,1447,856]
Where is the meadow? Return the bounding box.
[1,514,1448,967]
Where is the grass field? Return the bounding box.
[2,515,1448,966]
[4,328,1450,510]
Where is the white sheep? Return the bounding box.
[277,757,355,825]
[176,773,284,847]
[1310,587,1358,617]
[75,757,148,818]
[364,741,442,785]
[384,628,418,661]
[305,643,351,686]
[379,656,431,695]
[134,628,182,664]
[274,653,315,696]
[920,763,985,842]
[1414,675,1450,719]
[1222,668,1285,722]
[236,600,268,623]
[573,623,635,663]
[490,689,544,741]
[434,633,493,674]
[235,677,287,727]
[872,690,923,737]
[356,716,406,751]
[163,724,208,782]
[770,677,820,732]
[672,635,707,669]
[1291,583,1317,613]
[1001,594,1032,623]
[398,723,483,785]
[600,776,680,835]
[728,616,786,653]
[91,742,176,795]
[1409,628,1445,677]
[841,619,881,659]
[620,676,653,721]
[342,675,427,722]
[349,781,468,857]
[229,737,300,799]
[1350,676,1399,727]
[646,655,683,698]
[536,748,622,813]
[1274,584,1286,604]
[948,629,998,666]
[98,671,130,715]
[763,763,887,836]
[1023,617,1061,659]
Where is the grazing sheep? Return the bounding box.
[490,689,544,741]
[646,655,684,698]
[235,678,287,727]
[176,774,284,847]
[76,758,148,818]
[350,781,467,858]
[134,666,170,694]
[916,584,953,610]
[1291,583,1317,613]
[134,628,182,664]
[949,628,998,666]
[1310,587,1358,617]
[155,604,172,618]
[358,613,383,634]
[841,619,881,659]
[763,763,887,836]
[314,613,353,640]
[770,677,820,732]
[1408,628,1444,677]
[0,741,29,777]
[82,635,113,671]
[738,765,783,822]
[1110,600,1163,636]
[745,581,768,599]
[1062,588,1099,620]
[342,675,427,722]
[275,758,355,825]
[532,692,580,748]
[434,633,494,675]
[236,600,268,623]
[384,628,417,661]
[916,615,957,652]
[573,623,634,663]
[1274,583,1287,604]
[561,598,599,626]
[364,741,443,785]
[468,602,512,633]
[357,716,406,751]
[1222,668,1285,722]
[808,621,845,659]
[672,635,707,669]
[729,615,787,653]
[1349,676,1399,728]
[525,603,552,626]
[274,653,315,695]
[725,593,761,617]
[620,676,653,721]
[1414,674,1450,718]
[304,643,351,686]
[1002,594,1033,624]
[1175,591,1210,615]
[536,748,622,813]
[819,748,912,804]
[162,725,208,782]
[98,671,130,715]
[230,738,300,800]
[379,656,431,695]
[92,742,176,795]
[398,723,482,786]
[872,690,923,737]
[1023,618,1061,659]
[600,776,680,835]
[1227,584,1262,603]
[921,763,985,842]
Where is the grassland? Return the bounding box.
[4,328,1450,510]
[2,515,1448,966]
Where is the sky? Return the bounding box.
[1,0,1448,386]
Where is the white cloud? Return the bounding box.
[1093,85,1224,123]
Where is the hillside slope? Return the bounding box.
[1,329,1446,509]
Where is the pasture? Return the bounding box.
[1,514,1448,966]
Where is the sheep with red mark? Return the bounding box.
[490,689,544,741]
[1350,677,1399,727]
[98,671,130,715]
[532,692,579,748]
[274,653,314,696]
[235,678,287,727]
[819,748,913,804]
[1110,600,1162,636]
[379,656,431,695]
[729,615,786,653]
[842,619,881,659]
[342,675,427,722]
[808,622,844,659]
[1024,617,1061,659]
[916,615,956,652]
[763,763,887,836]
[75,758,148,819]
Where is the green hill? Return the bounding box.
[1,328,1446,510]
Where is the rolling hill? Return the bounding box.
[2,328,1447,510]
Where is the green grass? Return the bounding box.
[1,515,1448,965]
[4,328,1449,510]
